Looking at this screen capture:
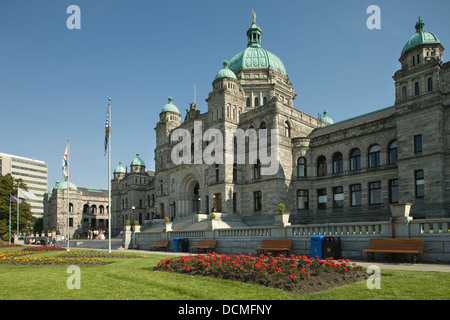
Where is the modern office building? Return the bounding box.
[0,152,48,217]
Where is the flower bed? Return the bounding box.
[22,246,65,252]
[58,250,145,258]
[154,252,368,295]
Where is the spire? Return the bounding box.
[415,17,425,33]
[247,11,262,48]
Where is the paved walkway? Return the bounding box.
[58,239,450,273]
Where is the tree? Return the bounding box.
[0,174,34,241]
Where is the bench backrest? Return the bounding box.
[155,240,168,246]
[261,239,292,248]
[197,239,216,247]
[369,238,424,252]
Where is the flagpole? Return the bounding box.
[108,98,112,253]
[67,138,70,251]
[17,182,19,240]
[9,195,12,244]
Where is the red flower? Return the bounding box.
[185,266,190,272]
[289,274,297,280]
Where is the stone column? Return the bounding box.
[122,226,132,249]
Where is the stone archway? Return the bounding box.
[178,174,201,217]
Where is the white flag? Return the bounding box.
[62,142,69,179]
[18,188,37,200]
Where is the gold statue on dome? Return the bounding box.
[252,10,256,23]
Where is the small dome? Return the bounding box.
[321,110,334,125]
[401,17,441,56]
[215,60,237,80]
[130,153,145,167]
[53,179,78,191]
[114,161,126,174]
[161,96,180,114]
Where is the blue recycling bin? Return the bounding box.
[310,236,324,259]
[173,238,179,252]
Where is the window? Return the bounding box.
[263,97,267,105]
[99,205,104,214]
[317,156,327,177]
[233,193,237,213]
[414,135,422,153]
[233,163,237,182]
[333,186,344,208]
[389,179,399,203]
[83,204,89,213]
[69,203,74,213]
[369,181,382,205]
[317,188,327,209]
[259,121,267,129]
[255,97,259,107]
[332,152,343,174]
[415,170,424,198]
[254,191,262,211]
[246,98,251,107]
[215,164,220,182]
[388,140,397,165]
[297,157,307,178]
[91,205,97,214]
[350,148,361,171]
[350,184,362,207]
[284,121,291,137]
[428,78,433,92]
[402,86,407,100]
[368,145,381,168]
[415,82,420,96]
[297,190,309,210]
[253,160,261,179]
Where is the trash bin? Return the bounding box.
[310,236,324,259]
[173,238,179,252]
[323,237,341,259]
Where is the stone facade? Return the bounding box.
[43,181,109,238]
[111,17,450,235]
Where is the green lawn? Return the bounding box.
[1,246,449,300]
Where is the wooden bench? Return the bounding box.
[362,238,424,263]
[149,240,169,251]
[190,240,216,253]
[255,239,292,255]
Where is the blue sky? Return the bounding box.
[0,0,449,191]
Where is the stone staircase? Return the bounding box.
[141,212,248,233]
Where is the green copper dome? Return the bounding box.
[53,179,78,191]
[161,96,180,114]
[114,161,126,174]
[321,110,334,125]
[229,19,287,75]
[401,17,440,56]
[130,153,145,167]
[215,60,237,80]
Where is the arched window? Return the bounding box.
[388,140,397,165]
[317,156,327,177]
[284,121,291,137]
[297,157,306,178]
[368,144,381,168]
[253,160,261,179]
[350,148,361,171]
[91,205,97,214]
[99,205,105,214]
[332,152,343,174]
[259,121,267,129]
[83,204,89,213]
[69,203,73,213]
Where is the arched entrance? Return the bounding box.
[179,174,202,217]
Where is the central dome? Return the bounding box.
[228,19,287,75]
[401,17,441,56]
